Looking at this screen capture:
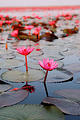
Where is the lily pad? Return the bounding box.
[1,69,45,82]
[0,59,24,69]
[28,61,42,69]
[1,54,15,59]
[42,97,80,115]
[0,80,12,92]
[29,49,44,57]
[41,69,73,83]
[0,104,65,120]
[0,89,28,108]
[0,49,14,55]
[63,63,80,73]
[54,89,80,103]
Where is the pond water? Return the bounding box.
[0,7,80,120]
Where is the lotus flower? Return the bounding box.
[48,21,55,28]
[25,25,34,35]
[0,21,3,31]
[75,20,79,24]
[39,58,58,82]
[11,30,20,40]
[34,27,42,40]
[16,46,35,71]
[5,20,12,30]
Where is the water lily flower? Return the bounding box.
[25,25,34,35]
[75,20,79,24]
[0,21,3,31]
[5,20,12,30]
[65,16,71,25]
[34,27,42,40]
[33,30,39,40]
[39,58,58,82]
[48,21,55,28]
[16,46,35,71]
[11,30,20,40]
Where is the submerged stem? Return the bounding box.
[25,55,28,71]
[44,70,48,83]
[44,82,49,97]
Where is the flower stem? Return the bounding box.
[25,55,28,71]
[44,82,49,97]
[16,36,20,41]
[29,30,30,36]
[44,70,48,82]
[5,43,8,50]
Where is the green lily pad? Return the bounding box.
[0,80,12,92]
[41,69,73,83]
[0,89,28,108]
[63,63,80,73]
[0,59,24,69]
[42,97,80,115]
[0,104,65,120]
[1,69,45,82]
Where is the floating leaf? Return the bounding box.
[28,61,42,69]
[0,89,28,108]
[0,49,14,55]
[1,54,15,59]
[63,63,80,73]
[1,69,45,82]
[0,80,12,92]
[54,89,80,103]
[41,69,73,83]
[0,104,65,120]
[29,49,44,57]
[63,27,79,35]
[0,59,24,69]
[42,97,80,115]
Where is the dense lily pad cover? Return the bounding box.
[0,104,65,120]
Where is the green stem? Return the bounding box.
[25,55,28,71]
[44,70,48,83]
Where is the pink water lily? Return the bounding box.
[34,27,42,40]
[48,21,55,28]
[0,21,3,31]
[5,20,12,30]
[39,58,58,82]
[25,25,34,35]
[11,30,20,40]
[16,46,35,71]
